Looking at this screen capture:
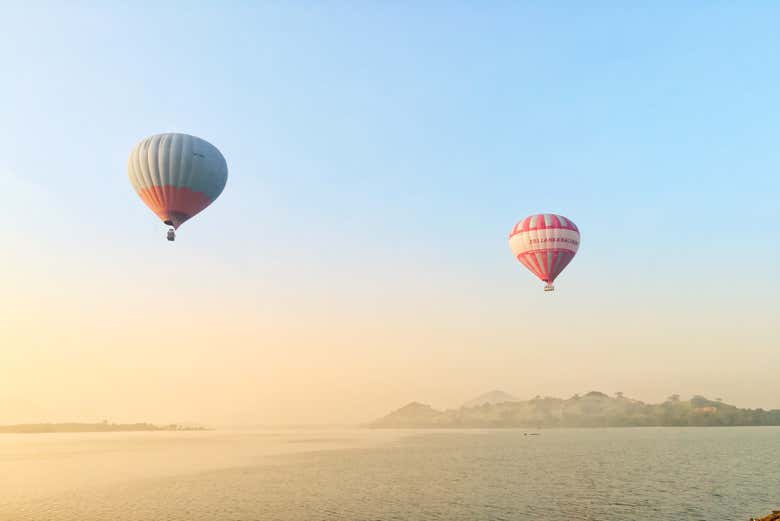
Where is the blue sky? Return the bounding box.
[1,4,778,422]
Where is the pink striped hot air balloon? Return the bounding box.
[128,133,228,241]
[509,213,580,291]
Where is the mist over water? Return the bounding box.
[2,427,778,520]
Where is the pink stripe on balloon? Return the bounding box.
[509,213,579,238]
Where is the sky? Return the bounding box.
[1,3,778,425]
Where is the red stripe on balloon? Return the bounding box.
[137,185,214,229]
[522,252,544,281]
[509,214,578,238]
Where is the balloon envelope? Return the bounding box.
[128,133,227,229]
[509,213,580,287]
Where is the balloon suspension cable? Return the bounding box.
[167,228,176,242]
[544,283,555,292]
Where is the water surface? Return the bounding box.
[1,427,778,520]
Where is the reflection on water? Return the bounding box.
[1,427,778,520]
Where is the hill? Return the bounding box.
[462,390,519,408]
[369,392,780,428]
[372,402,441,428]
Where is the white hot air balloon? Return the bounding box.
[128,133,227,241]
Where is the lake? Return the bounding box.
[1,427,778,520]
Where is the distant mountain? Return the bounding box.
[369,392,780,428]
[462,390,518,408]
[372,402,441,428]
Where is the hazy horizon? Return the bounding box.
[2,4,778,427]
[4,388,778,428]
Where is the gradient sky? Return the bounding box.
[1,3,778,425]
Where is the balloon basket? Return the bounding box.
[167,228,176,241]
[544,283,555,292]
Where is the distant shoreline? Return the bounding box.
[367,424,780,430]
[0,422,208,434]
[370,392,780,429]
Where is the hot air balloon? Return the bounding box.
[509,213,580,291]
[128,133,227,241]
